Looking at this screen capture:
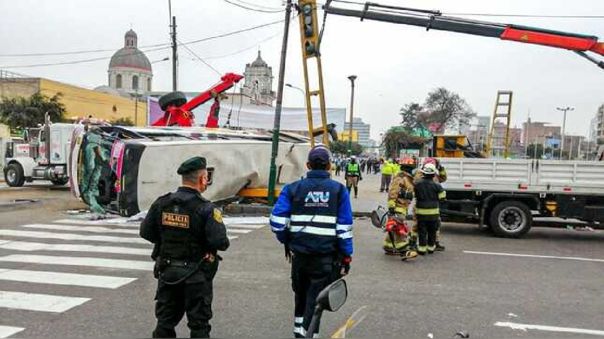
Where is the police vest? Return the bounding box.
[287,172,343,254]
[158,194,206,261]
[346,163,360,175]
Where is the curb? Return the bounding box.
[224,203,372,218]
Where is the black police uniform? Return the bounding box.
[140,162,229,338]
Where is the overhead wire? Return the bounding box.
[222,0,284,13]
[0,19,284,62]
[177,39,222,76]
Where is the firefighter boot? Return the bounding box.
[435,242,445,251]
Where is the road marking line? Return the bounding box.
[464,250,604,263]
[226,229,252,234]
[0,254,153,271]
[0,269,136,289]
[223,217,268,225]
[53,218,140,227]
[331,306,369,338]
[0,291,90,313]
[0,240,149,255]
[0,229,148,244]
[226,224,265,229]
[495,321,604,336]
[23,224,139,235]
[0,325,24,338]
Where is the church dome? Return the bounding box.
[250,51,268,67]
[109,30,152,72]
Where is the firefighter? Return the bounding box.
[345,155,362,198]
[414,163,446,254]
[270,145,353,338]
[383,157,418,259]
[140,156,230,338]
[413,157,447,251]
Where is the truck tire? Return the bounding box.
[51,178,69,186]
[489,201,532,238]
[4,163,25,187]
[158,91,187,111]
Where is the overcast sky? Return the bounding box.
[1,0,603,140]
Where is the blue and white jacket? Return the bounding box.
[270,170,353,256]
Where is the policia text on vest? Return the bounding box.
[140,156,230,338]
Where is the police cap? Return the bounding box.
[177,156,207,175]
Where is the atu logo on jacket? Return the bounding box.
[304,191,330,207]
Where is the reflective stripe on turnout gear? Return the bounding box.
[416,207,440,215]
[438,191,446,199]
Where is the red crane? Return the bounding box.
[152,72,244,127]
[323,2,604,69]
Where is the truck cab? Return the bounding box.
[3,118,75,187]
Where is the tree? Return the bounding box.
[423,87,475,133]
[329,140,364,156]
[382,126,429,159]
[110,117,134,126]
[0,93,65,130]
[400,102,423,130]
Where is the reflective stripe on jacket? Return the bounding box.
[270,170,354,256]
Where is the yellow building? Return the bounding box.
[0,77,147,126]
[338,130,359,142]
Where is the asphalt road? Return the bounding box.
[0,177,603,338]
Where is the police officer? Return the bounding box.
[345,155,362,198]
[140,156,230,338]
[270,145,354,338]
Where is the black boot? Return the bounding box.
[435,242,445,251]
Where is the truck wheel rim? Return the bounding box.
[498,207,525,232]
[7,169,16,183]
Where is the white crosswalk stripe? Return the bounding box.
[0,229,148,244]
[0,325,24,338]
[0,215,264,325]
[0,240,150,256]
[0,269,136,289]
[0,254,154,271]
[0,291,90,313]
[24,224,139,235]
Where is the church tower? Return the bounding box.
[241,51,275,106]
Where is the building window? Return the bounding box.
[132,75,139,90]
[116,74,122,89]
[147,78,151,91]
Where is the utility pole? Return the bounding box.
[171,16,178,91]
[347,75,357,155]
[556,106,574,160]
[268,0,293,206]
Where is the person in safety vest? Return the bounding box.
[270,145,354,338]
[414,157,447,251]
[383,156,418,259]
[380,158,395,192]
[345,155,363,198]
[140,156,230,338]
[414,163,446,255]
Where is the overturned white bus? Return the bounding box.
[69,125,311,216]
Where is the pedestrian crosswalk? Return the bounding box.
[0,215,268,338]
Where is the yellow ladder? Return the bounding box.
[297,0,329,146]
[486,91,513,158]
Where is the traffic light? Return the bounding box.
[298,0,319,57]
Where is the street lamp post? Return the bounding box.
[347,75,357,155]
[556,106,574,160]
[285,83,306,108]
